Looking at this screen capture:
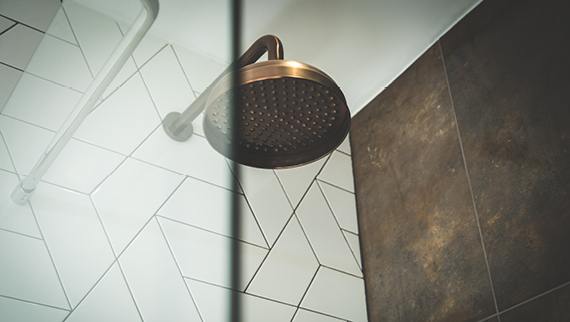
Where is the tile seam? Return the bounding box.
[438,39,501,320]
[155,216,205,322]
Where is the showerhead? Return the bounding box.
[203,59,350,169]
[162,35,350,169]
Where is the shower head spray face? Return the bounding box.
[203,60,350,169]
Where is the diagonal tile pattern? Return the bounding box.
[0,1,366,320]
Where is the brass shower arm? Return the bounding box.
[162,35,284,142]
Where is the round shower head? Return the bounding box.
[203,59,350,169]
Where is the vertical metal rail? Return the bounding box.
[11,0,160,204]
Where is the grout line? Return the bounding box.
[0,14,46,34]
[109,176,185,260]
[289,307,301,322]
[336,149,351,158]
[341,229,359,237]
[243,212,300,293]
[44,27,78,47]
[184,276,298,308]
[156,215,268,250]
[0,113,59,134]
[0,21,17,37]
[475,313,499,322]
[296,306,351,321]
[316,178,354,194]
[439,40,501,321]
[296,265,321,308]
[0,294,70,312]
[0,131,19,174]
[272,169,295,209]
[35,179,89,196]
[0,61,24,72]
[320,264,364,279]
[115,260,146,322]
[0,227,43,240]
[129,154,243,194]
[496,280,570,317]
[0,168,17,176]
[225,161,271,248]
[242,244,272,293]
[292,208,322,266]
[62,6,94,78]
[273,152,331,213]
[155,216,205,322]
[16,69,85,95]
[135,43,170,121]
[86,154,129,196]
[171,44,198,97]
[316,180,362,271]
[60,259,117,321]
[27,202,73,310]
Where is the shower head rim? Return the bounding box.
[203,59,351,169]
[206,59,346,107]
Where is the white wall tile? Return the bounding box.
[65,263,142,322]
[31,182,115,307]
[157,177,267,248]
[318,180,359,234]
[0,60,21,113]
[74,73,161,155]
[0,115,54,176]
[158,217,267,290]
[25,34,93,92]
[41,138,126,194]
[0,0,60,31]
[247,216,318,305]
[118,22,168,68]
[296,183,361,277]
[2,73,82,132]
[119,219,202,322]
[0,24,43,69]
[0,16,15,33]
[45,7,76,44]
[133,127,235,190]
[318,151,354,192]
[301,267,367,322]
[343,230,362,270]
[91,158,183,254]
[173,44,226,94]
[274,157,327,209]
[293,309,346,322]
[0,230,69,309]
[239,166,293,246]
[0,133,16,172]
[0,170,40,238]
[63,1,138,97]
[138,45,195,119]
[187,279,297,322]
[0,296,69,322]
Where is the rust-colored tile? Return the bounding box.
[440,0,570,311]
[351,44,495,322]
[500,283,570,322]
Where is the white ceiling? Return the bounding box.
[77,0,482,116]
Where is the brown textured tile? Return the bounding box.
[500,283,570,322]
[440,0,570,311]
[351,44,495,322]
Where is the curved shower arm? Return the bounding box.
[11,0,160,205]
[162,35,284,142]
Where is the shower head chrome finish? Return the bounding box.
[162,35,350,169]
[203,60,350,169]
